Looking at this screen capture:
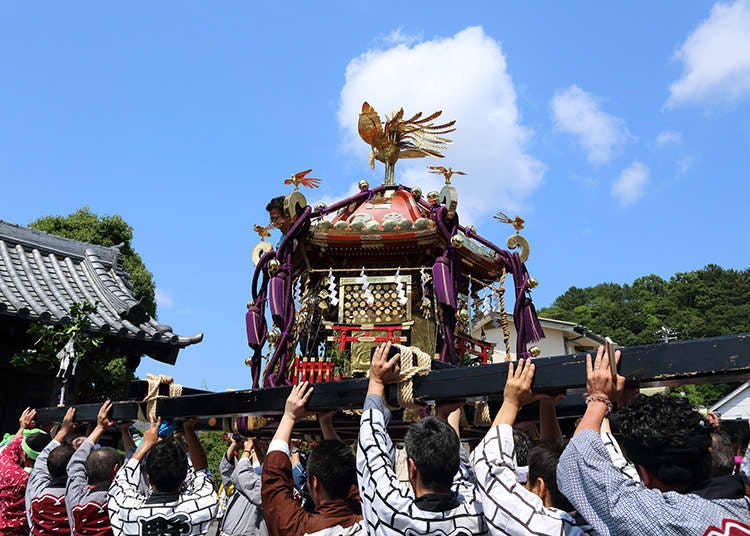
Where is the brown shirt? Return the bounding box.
[261,450,362,536]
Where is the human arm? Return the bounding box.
[230,438,262,506]
[357,343,414,525]
[262,383,315,536]
[130,416,161,463]
[318,411,341,441]
[119,421,136,459]
[28,407,74,499]
[183,418,208,471]
[15,407,37,438]
[574,346,625,436]
[539,396,564,442]
[219,438,238,486]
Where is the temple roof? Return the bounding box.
[0,220,202,364]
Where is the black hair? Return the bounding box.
[86,447,122,487]
[145,441,188,492]
[404,417,459,490]
[513,428,532,467]
[527,440,573,512]
[611,394,712,491]
[47,444,75,480]
[25,432,52,455]
[306,440,357,500]
[711,431,735,477]
[265,196,285,213]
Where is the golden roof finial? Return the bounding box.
[358,102,456,186]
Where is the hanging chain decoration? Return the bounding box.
[395,268,408,306]
[467,278,473,335]
[327,268,339,307]
[420,268,432,319]
[360,267,375,305]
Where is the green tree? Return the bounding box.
[29,207,156,317]
[199,431,229,487]
[540,264,750,406]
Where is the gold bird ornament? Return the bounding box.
[494,212,525,232]
[427,166,466,185]
[358,102,456,186]
[284,169,321,191]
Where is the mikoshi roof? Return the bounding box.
[0,220,202,364]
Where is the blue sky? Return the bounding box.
[2,1,749,390]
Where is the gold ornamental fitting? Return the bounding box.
[246,301,254,309]
[456,308,470,322]
[313,202,327,211]
[267,258,281,276]
[527,277,539,289]
[465,225,476,235]
[358,179,370,191]
[427,191,440,206]
[450,234,464,248]
[267,328,281,345]
[529,346,542,357]
[244,357,253,367]
[412,187,422,199]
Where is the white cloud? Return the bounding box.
[337,26,544,222]
[667,0,750,107]
[656,131,683,145]
[155,288,174,310]
[551,85,631,164]
[611,161,649,206]
[381,28,422,47]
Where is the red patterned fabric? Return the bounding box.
[71,502,114,536]
[30,494,70,536]
[0,436,30,534]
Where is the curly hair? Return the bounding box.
[611,394,711,492]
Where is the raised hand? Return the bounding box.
[503,359,536,408]
[586,346,625,403]
[97,400,115,430]
[284,381,314,422]
[19,407,37,431]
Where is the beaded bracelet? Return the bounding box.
[584,394,613,416]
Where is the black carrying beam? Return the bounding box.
[37,333,750,422]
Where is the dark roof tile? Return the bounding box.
[0,220,202,363]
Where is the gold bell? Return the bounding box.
[244,357,253,367]
[359,179,370,191]
[427,191,440,206]
[527,277,539,289]
[529,346,542,357]
[267,258,281,275]
[246,301,254,309]
[457,308,470,322]
[267,328,281,345]
[450,234,465,248]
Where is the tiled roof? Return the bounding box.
[0,220,202,364]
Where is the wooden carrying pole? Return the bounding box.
[35,332,750,423]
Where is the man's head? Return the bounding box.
[47,444,75,480]
[526,441,572,511]
[145,442,188,493]
[266,196,290,234]
[20,431,52,468]
[86,447,122,488]
[612,394,712,493]
[711,431,735,477]
[306,440,357,506]
[404,417,460,495]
